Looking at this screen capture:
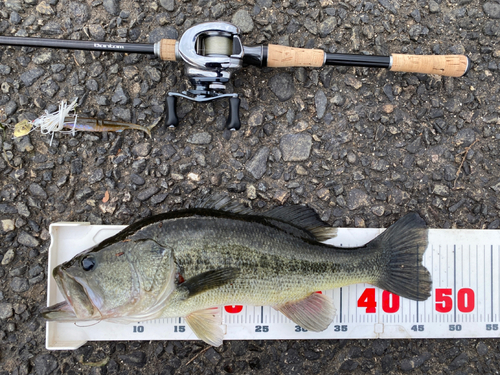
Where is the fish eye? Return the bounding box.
[81,256,96,271]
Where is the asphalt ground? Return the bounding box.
[1,0,500,374]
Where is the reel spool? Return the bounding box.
[165,22,244,130]
[202,35,233,56]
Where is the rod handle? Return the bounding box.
[390,54,471,77]
[158,39,177,61]
[267,44,325,68]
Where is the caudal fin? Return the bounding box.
[371,213,432,301]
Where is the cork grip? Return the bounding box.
[267,44,325,68]
[390,54,470,77]
[159,39,177,61]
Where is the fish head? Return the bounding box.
[42,239,173,321]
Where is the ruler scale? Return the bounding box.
[46,223,500,350]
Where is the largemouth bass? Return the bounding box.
[42,197,432,346]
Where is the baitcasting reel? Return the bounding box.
[161,22,245,130]
[0,21,471,131]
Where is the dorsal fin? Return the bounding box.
[196,195,337,242]
[195,195,253,214]
[262,206,337,242]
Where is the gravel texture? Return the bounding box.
[1,0,500,374]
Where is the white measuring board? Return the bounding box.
[45,222,500,350]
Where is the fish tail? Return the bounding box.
[371,213,432,301]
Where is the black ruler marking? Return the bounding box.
[261,306,264,324]
[416,244,419,323]
[454,245,457,323]
[339,287,343,323]
[492,245,494,323]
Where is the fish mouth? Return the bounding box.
[41,266,97,321]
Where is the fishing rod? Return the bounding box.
[0,21,471,131]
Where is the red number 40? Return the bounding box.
[357,288,400,313]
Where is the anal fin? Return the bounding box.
[185,307,224,347]
[274,293,335,332]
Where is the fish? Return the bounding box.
[42,197,432,346]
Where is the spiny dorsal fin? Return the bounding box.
[196,195,337,242]
[195,195,253,214]
[185,307,224,346]
[263,206,337,242]
[274,292,335,332]
[181,268,240,298]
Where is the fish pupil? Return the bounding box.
[81,256,96,271]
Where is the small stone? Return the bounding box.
[483,2,500,19]
[137,186,160,201]
[75,187,94,201]
[36,1,54,15]
[274,190,289,204]
[378,0,398,14]
[340,359,358,371]
[69,1,91,23]
[1,249,15,265]
[10,277,29,293]
[371,206,385,217]
[454,128,476,147]
[112,107,131,122]
[148,26,178,43]
[17,231,40,247]
[20,68,45,87]
[231,9,254,33]
[245,147,269,179]
[429,0,440,13]
[269,73,294,101]
[280,134,313,161]
[399,352,431,371]
[476,342,488,356]
[345,74,362,89]
[5,0,22,11]
[160,0,175,11]
[33,52,53,65]
[204,348,222,365]
[248,108,264,127]
[34,353,59,375]
[112,84,129,105]
[315,90,327,119]
[103,0,119,15]
[319,17,336,37]
[433,184,450,197]
[187,132,212,145]
[347,188,369,210]
[317,188,330,200]
[29,183,47,199]
[0,303,14,319]
[144,66,161,82]
[88,24,106,41]
[132,143,152,157]
[1,219,15,232]
[383,104,394,113]
[331,94,345,106]
[247,184,257,200]
[448,352,468,370]
[119,351,147,368]
[88,169,104,184]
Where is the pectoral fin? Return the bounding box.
[274,292,335,332]
[181,268,240,298]
[185,307,224,346]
